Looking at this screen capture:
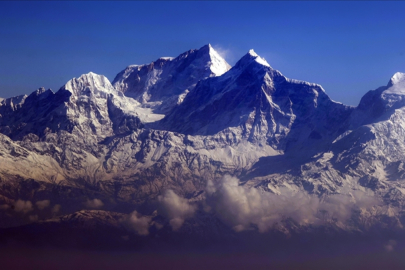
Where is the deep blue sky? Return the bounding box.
[0,1,404,106]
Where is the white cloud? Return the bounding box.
[122,211,152,236]
[206,175,379,233]
[318,189,380,223]
[384,239,397,252]
[36,200,50,210]
[85,199,104,209]
[52,204,61,214]
[213,45,231,60]
[14,200,33,214]
[157,190,195,231]
[206,175,319,232]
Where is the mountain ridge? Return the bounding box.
[0,44,405,245]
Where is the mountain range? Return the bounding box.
[1,44,405,249]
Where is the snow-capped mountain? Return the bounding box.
[1,45,405,246]
[157,49,353,156]
[112,44,231,114]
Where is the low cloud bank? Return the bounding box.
[128,176,380,233]
[157,189,195,230]
[206,175,379,232]
[318,190,378,223]
[206,176,319,232]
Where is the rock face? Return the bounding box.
[0,45,405,239]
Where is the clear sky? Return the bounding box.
[0,1,404,106]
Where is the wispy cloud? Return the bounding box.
[29,214,38,222]
[384,239,397,252]
[36,200,50,210]
[212,44,237,65]
[85,199,104,209]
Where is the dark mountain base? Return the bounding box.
[1,229,405,270]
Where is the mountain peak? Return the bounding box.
[250,50,270,67]
[384,72,405,95]
[248,49,258,57]
[27,87,54,101]
[198,43,217,52]
[112,44,230,110]
[389,72,405,86]
[62,72,116,96]
[233,49,271,71]
[200,43,212,50]
[79,71,105,80]
[203,44,231,76]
